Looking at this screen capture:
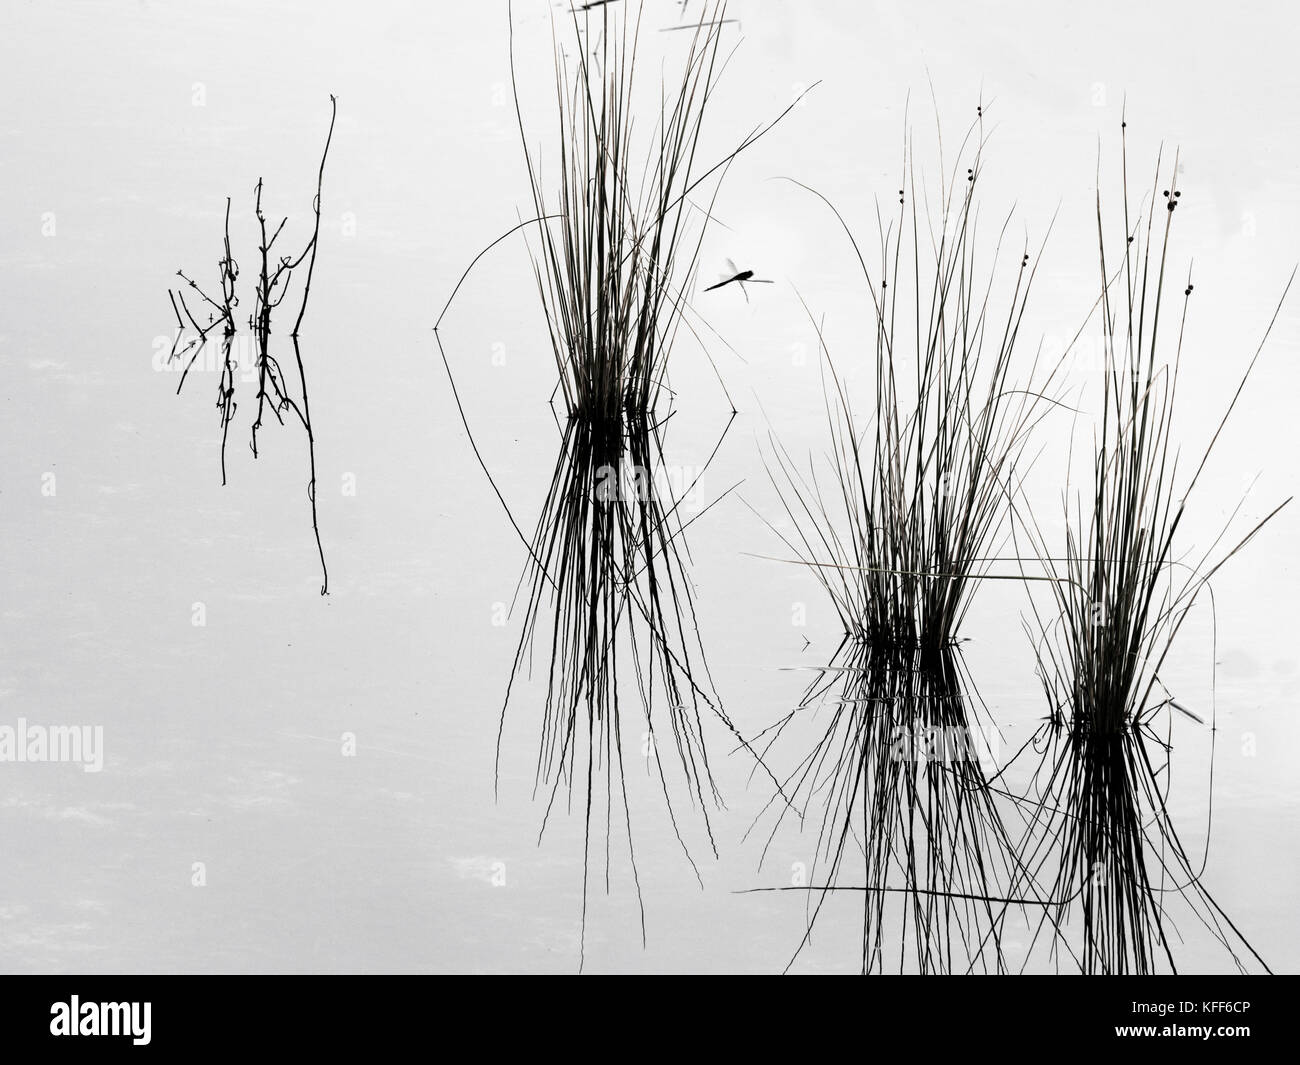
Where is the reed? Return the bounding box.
[746,641,1039,973]
[169,198,239,485]
[167,95,337,594]
[747,112,1073,972]
[1011,123,1293,973]
[435,2,813,961]
[758,110,1055,655]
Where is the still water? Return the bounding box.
[0,1,1296,972]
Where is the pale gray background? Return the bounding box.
[0,0,1296,972]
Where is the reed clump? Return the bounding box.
[436,2,810,959]
[1013,124,1292,974]
[748,640,1035,973]
[748,113,1068,972]
[761,112,1054,657]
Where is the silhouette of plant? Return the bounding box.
[167,95,337,595]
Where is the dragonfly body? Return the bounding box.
[705,269,755,290]
[704,259,773,301]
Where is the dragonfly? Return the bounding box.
[703,258,774,303]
